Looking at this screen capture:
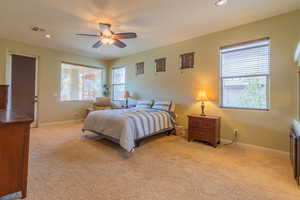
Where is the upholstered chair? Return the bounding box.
[93,97,112,110]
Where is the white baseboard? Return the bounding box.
[38,119,84,127]
[221,138,289,156]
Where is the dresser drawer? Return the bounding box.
[189,128,209,141]
[189,127,214,134]
[189,117,215,129]
[189,127,214,137]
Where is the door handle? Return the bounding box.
[33,96,38,103]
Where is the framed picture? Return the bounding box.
[136,62,144,75]
[155,58,166,72]
[180,52,195,69]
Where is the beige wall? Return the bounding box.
[108,10,300,151]
[0,38,107,124]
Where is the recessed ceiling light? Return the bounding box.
[215,0,227,6]
[45,34,51,38]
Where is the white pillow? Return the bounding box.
[136,100,153,109]
[170,102,176,112]
[152,101,172,111]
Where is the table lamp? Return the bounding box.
[196,90,209,116]
[124,91,130,108]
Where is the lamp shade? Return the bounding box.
[124,91,130,98]
[196,90,208,101]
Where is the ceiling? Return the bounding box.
[1,0,299,60]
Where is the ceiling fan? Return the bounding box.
[76,23,137,48]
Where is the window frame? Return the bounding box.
[111,66,126,101]
[155,58,167,73]
[219,38,271,111]
[60,61,104,102]
[180,52,195,69]
[136,62,144,75]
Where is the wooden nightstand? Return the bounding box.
[187,115,221,147]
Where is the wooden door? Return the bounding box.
[11,55,36,120]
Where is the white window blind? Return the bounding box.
[220,38,270,110]
[112,67,125,101]
[60,63,103,101]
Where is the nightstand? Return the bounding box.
[187,115,221,147]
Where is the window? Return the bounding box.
[220,38,270,110]
[180,52,195,69]
[136,62,144,75]
[60,62,103,101]
[155,58,166,72]
[112,67,126,101]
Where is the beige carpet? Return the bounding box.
[2,122,300,200]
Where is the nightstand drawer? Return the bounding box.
[188,129,209,140]
[189,127,214,134]
[189,117,215,129]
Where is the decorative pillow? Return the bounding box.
[135,100,153,108]
[170,102,176,112]
[152,101,172,111]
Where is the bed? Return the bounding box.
[82,107,176,152]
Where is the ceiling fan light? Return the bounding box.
[102,29,112,37]
[101,37,114,45]
[108,39,114,45]
[215,0,227,6]
[101,38,109,45]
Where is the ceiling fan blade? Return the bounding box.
[99,23,111,30]
[76,33,99,37]
[92,40,103,48]
[113,32,137,39]
[113,39,127,48]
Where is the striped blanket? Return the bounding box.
[83,108,175,152]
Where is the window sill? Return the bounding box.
[60,100,94,102]
[220,106,269,111]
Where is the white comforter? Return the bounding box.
[83,108,175,152]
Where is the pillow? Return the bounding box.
[135,100,153,109]
[152,101,172,112]
[94,97,111,107]
[170,102,176,112]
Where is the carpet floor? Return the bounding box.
[1,122,300,200]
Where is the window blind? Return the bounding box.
[61,63,103,101]
[220,38,271,110]
[112,67,125,84]
[112,67,126,101]
[221,39,270,78]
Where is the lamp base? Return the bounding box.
[200,102,206,116]
[125,98,128,108]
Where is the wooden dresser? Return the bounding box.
[290,125,300,185]
[0,85,8,110]
[187,115,221,147]
[0,111,33,199]
[0,84,33,199]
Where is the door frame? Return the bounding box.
[6,51,39,128]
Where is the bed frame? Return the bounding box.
[82,127,176,150]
